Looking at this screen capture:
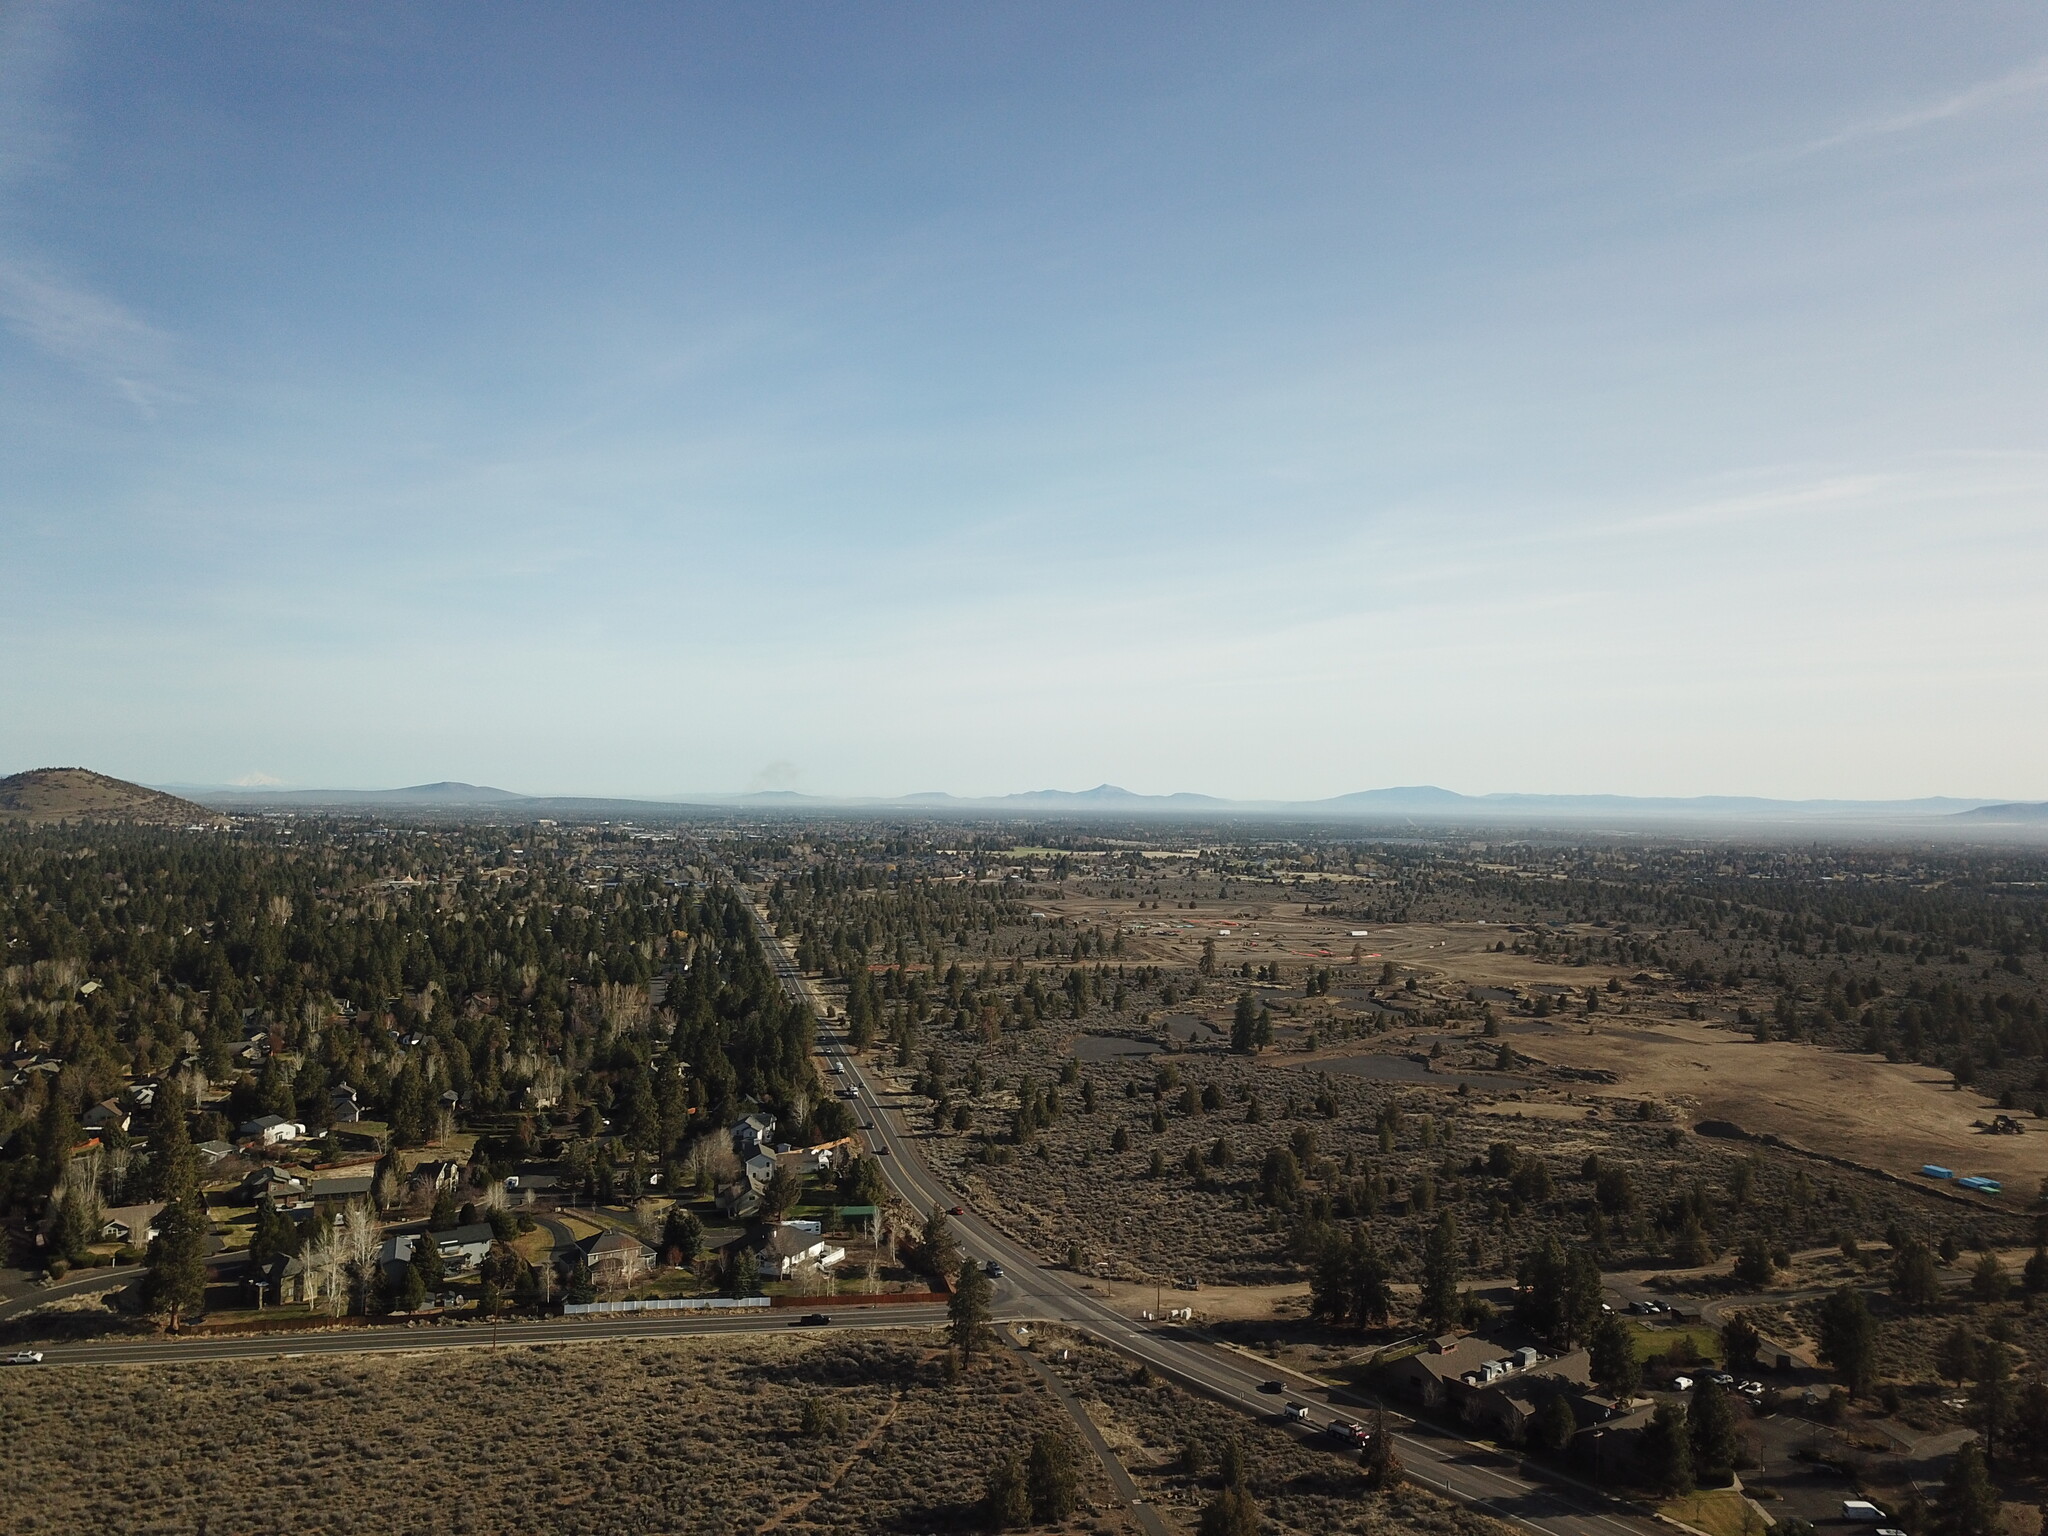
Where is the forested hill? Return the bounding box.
[0,821,824,1208]
[0,768,225,827]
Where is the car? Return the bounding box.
[1628,1299,1660,1315]
[1708,1372,1735,1389]
[1283,1403,1311,1422]
[794,1313,832,1327]
[983,1262,1005,1279]
[1738,1380,1767,1399]
[1257,1379,1284,1394]
[4,1351,44,1365]
[948,1205,966,1216]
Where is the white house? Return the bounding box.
[238,1114,305,1147]
[759,1224,846,1282]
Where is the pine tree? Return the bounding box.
[921,1204,959,1282]
[1590,1313,1642,1400]
[1939,1441,1999,1536]
[1643,1401,1694,1495]
[1026,1430,1080,1522]
[949,1257,992,1360]
[1818,1286,1877,1397]
[143,1198,208,1331]
[1198,1486,1259,1536]
[1421,1211,1461,1332]
[1688,1379,1738,1485]
[983,1454,1030,1529]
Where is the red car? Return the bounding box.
[948,1205,966,1216]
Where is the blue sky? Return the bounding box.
[2,2,2045,800]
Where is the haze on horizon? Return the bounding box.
[2,3,2045,804]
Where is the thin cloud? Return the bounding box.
[0,258,177,413]
[1788,54,2048,157]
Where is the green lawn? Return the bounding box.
[1630,1322,1721,1365]
[1661,1488,1765,1536]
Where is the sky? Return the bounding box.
[2,2,2045,802]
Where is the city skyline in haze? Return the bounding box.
[3,4,2046,802]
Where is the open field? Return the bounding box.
[0,1331,1130,1536]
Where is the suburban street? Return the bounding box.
[745,900,1665,1536]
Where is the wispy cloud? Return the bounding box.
[0,258,176,413]
[1788,54,2048,157]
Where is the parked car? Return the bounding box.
[4,1350,44,1365]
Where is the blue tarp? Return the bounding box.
[1921,1165,1954,1179]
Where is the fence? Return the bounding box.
[563,1296,773,1316]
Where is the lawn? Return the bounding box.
[1662,1487,1767,1536]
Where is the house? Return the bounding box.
[438,1088,463,1114]
[716,1183,762,1220]
[82,1099,131,1135]
[99,1202,165,1246]
[307,1172,376,1202]
[1379,1335,1599,1439]
[245,1252,308,1306]
[328,1083,363,1123]
[573,1228,653,1290]
[1575,1400,1657,1479]
[237,1165,308,1204]
[238,1114,305,1147]
[758,1224,847,1282]
[731,1113,777,1157]
[196,1139,236,1164]
[743,1151,778,1193]
[411,1159,463,1194]
[381,1222,496,1278]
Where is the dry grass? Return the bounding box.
[0,1331,1129,1536]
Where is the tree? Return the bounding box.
[146,1080,198,1207]
[1590,1313,1642,1400]
[950,1257,992,1360]
[1732,1232,1775,1289]
[1534,1392,1578,1457]
[1257,1148,1301,1207]
[1818,1286,1878,1397]
[1893,1241,1943,1312]
[723,1247,759,1298]
[1938,1325,1981,1386]
[1517,1237,1601,1348]
[1421,1211,1461,1332]
[2024,1247,2048,1297]
[49,1191,91,1265]
[1026,1429,1080,1522]
[661,1206,703,1265]
[1312,1225,1393,1329]
[1938,1440,1999,1536]
[143,1198,208,1331]
[1360,1408,1402,1489]
[1643,1401,1694,1496]
[761,1164,803,1222]
[1229,993,1270,1054]
[983,1453,1030,1530]
[408,1229,446,1299]
[1688,1379,1738,1486]
[1971,1251,2010,1304]
[1198,1487,1260,1536]
[912,1203,956,1279]
[1973,1338,2015,1453]
[1721,1313,1763,1374]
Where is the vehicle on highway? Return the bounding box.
[1257,1379,1283,1394]
[4,1350,44,1365]
[1324,1419,1370,1445]
[948,1205,966,1216]
[1283,1403,1310,1422]
[984,1262,1004,1279]
[795,1313,832,1327]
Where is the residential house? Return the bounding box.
[380,1222,496,1280]
[307,1172,376,1202]
[99,1202,165,1247]
[82,1099,131,1136]
[245,1252,308,1306]
[731,1113,777,1157]
[758,1224,847,1282]
[195,1139,236,1164]
[411,1159,463,1194]
[328,1083,363,1124]
[573,1228,653,1290]
[238,1114,305,1148]
[236,1165,308,1205]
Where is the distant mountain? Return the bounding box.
[989,784,1234,809]
[196,781,523,807]
[1957,801,2048,822]
[0,768,226,826]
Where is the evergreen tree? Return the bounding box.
[1938,1441,1999,1536]
[1818,1286,1878,1397]
[1893,1241,1942,1311]
[1420,1211,1461,1332]
[1534,1393,1578,1457]
[147,1080,198,1207]
[1721,1313,1763,1374]
[1643,1402,1694,1495]
[1198,1487,1259,1536]
[660,1206,703,1265]
[921,1204,959,1282]
[1026,1430,1080,1522]
[983,1453,1030,1529]
[1688,1379,1738,1485]
[950,1257,992,1360]
[1590,1313,1642,1400]
[143,1198,208,1330]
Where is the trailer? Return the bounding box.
[1920,1165,1954,1180]
[1958,1176,2004,1194]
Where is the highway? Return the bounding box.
[749,898,1662,1536]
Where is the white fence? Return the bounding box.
[563,1296,773,1316]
